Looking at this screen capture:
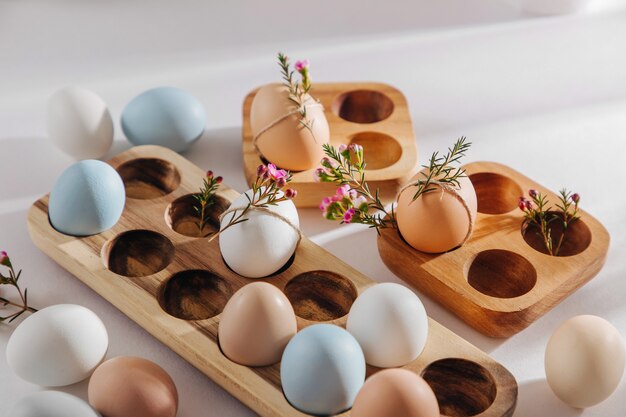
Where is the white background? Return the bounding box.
[2,0,626,416]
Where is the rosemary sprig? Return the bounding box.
[193,171,223,232]
[277,52,315,137]
[0,252,38,323]
[411,137,471,201]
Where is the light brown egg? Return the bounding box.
[88,356,178,417]
[251,83,330,171]
[396,173,477,253]
[351,368,439,417]
[219,282,297,366]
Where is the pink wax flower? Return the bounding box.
[285,189,297,199]
[343,208,356,224]
[337,144,348,153]
[257,164,268,177]
[295,59,309,72]
[571,193,580,203]
[336,184,351,197]
[529,189,538,198]
[349,143,363,153]
[267,164,287,181]
[0,251,9,266]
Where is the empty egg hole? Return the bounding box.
[284,271,357,321]
[104,230,174,277]
[332,90,394,123]
[159,270,233,320]
[166,194,229,238]
[469,172,523,215]
[523,211,591,256]
[117,158,181,199]
[467,250,537,298]
[348,132,402,170]
[421,358,497,417]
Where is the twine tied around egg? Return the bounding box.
[396,180,475,247]
[252,99,324,155]
[217,205,303,247]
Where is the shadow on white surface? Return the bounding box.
[516,379,583,417]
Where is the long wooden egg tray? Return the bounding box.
[242,82,420,208]
[28,146,517,417]
[378,162,610,338]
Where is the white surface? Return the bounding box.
[2,1,626,416]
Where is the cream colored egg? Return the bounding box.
[396,173,477,253]
[250,83,329,171]
[545,315,625,408]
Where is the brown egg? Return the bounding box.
[251,83,330,171]
[219,282,297,366]
[352,368,439,417]
[396,173,477,253]
[88,356,178,417]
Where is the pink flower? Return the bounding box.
[518,201,526,211]
[336,184,351,197]
[295,59,309,72]
[349,143,363,153]
[525,200,533,210]
[267,164,288,181]
[215,176,223,184]
[343,208,356,223]
[353,195,368,209]
[337,144,348,153]
[206,170,214,179]
[285,189,297,199]
[257,164,267,177]
[314,168,326,182]
[0,251,9,267]
[529,189,538,198]
[319,197,332,212]
[571,193,580,203]
[276,177,287,188]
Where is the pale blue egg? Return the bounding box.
[281,324,366,415]
[121,87,206,152]
[49,160,125,236]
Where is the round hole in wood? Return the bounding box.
[117,158,181,199]
[165,194,229,238]
[158,270,233,320]
[332,90,394,124]
[469,172,523,215]
[523,211,591,256]
[103,230,174,277]
[421,358,497,417]
[467,249,537,298]
[284,271,357,321]
[348,132,402,170]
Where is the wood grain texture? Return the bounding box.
[28,146,517,417]
[378,161,610,338]
[242,83,420,207]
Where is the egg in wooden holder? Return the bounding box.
[378,162,610,338]
[28,146,518,417]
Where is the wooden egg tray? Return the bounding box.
[242,82,420,208]
[28,146,517,417]
[378,162,610,338]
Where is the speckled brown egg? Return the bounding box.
[88,356,178,417]
[250,83,329,171]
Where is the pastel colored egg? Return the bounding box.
[545,315,625,408]
[352,369,439,417]
[347,283,428,367]
[250,83,330,171]
[49,160,125,236]
[46,86,114,160]
[6,304,109,387]
[121,87,206,152]
[219,282,297,366]
[6,391,101,417]
[281,324,366,415]
[396,173,477,253]
[88,356,178,417]
[219,189,299,278]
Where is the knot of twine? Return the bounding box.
[252,100,324,154]
[397,180,475,247]
[218,205,303,247]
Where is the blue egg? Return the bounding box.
[121,87,206,152]
[281,324,366,415]
[49,160,125,236]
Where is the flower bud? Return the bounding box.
[525,200,533,210]
[0,251,10,267]
[276,177,287,188]
[285,189,297,199]
[337,144,348,153]
[295,59,310,72]
[215,176,223,184]
[349,143,363,154]
[571,193,580,203]
[529,189,538,198]
[257,164,268,177]
[206,170,214,179]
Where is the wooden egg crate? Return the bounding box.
[378,161,610,338]
[242,82,420,208]
[28,146,517,417]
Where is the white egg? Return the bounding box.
[219,189,299,278]
[47,87,114,159]
[6,304,109,387]
[347,283,428,368]
[5,391,101,417]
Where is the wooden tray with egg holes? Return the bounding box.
[28,146,517,417]
[242,82,420,208]
[378,162,610,338]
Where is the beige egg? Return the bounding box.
[88,356,178,417]
[219,282,297,366]
[545,315,625,408]
[251,83,330,171]
[396,172,477,253]
[352,368,439,417]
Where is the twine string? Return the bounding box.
[217,205,303,246]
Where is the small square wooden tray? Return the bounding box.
[242,82,420,207]
[28,146,517,417]
[378,161,610,338]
